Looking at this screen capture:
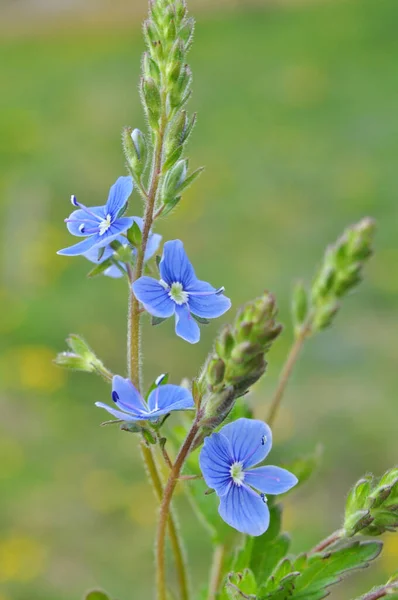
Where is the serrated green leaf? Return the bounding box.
[84,591,111,600]
[259,571,300,599]
[224,570,257,599]
[291,540,382,600]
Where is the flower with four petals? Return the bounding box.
[133,239,231,343]
[95,375,194,422]
[58,176,135,256]
[199,418,298,536]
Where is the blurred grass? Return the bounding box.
[0,0,398,598]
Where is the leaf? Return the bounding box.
[127,220,142,247]
[161,195,181,217]
[288,540,382,600]
[192,314,210,325]
[87,257,114,278]
[250,504,290,583]
[177,166,205,193]
[84,591,111,600]
[152,316,167,326]
[224,570,257,599]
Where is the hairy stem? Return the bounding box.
[309,529,344,555]
[359,585,398,600]
[128,110,167,388]
[207,545,226,600]
[125,93,190,598]
[140,442,189,600]
[267,320,311,427]
[156,416,201,600]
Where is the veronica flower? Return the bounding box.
[199,418,298,536]
[82,218,162,278]
[95,375,194,421]
[57,176,135,256]
[132,239,231,344]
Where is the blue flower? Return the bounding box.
[199,418,298,536]
[95,374,194,421]
[83,218,162,278]
[57,176,135,256]
[132,240,231,344]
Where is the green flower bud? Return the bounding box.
[54,352,95,373]
[292,281,309,334]
[197,292,282,434]
[141,77,162,128]
[206,356,226,388]
[142,52,161,85]
[162,159,187,201]
[122,127,148,177]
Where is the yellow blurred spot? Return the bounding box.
[128,482,157,527]
[0,536,47,582]
[381,533,398,574]
[0,346,65,393]
[0,438,24,479]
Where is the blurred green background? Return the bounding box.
[1,0,397,598]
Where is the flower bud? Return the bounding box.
[162,159,187,201]
[54,352,95,373]
[292,281,309,334]
[142,52,161,85]
[122,127,148,177]
[141,77,162,127]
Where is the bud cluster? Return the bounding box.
[54,335,112,382]
[198,293,282,432]
[123,0,201,214]
[292,218,376,335]
[344,468,398,537]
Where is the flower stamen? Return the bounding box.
[99,214,112,236]
[230,462,245,486]
[169,282,189,305]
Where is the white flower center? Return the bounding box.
[169,282,189,305]
[230,462,245,486]
[98,214,112,236]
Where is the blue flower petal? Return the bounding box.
[66,206,105,237]
[133,277,175,318]
[104,264,125,278]
[57,234,103,256]
[245,466,298,495]
[112,376,148,414]
[105,176,134,218]
[175,304,200,344]
[159,240,196,287]
[189,291,231,319]
[147,384,194,415]
[200,432,234,496]
[219,418,273,468]
[145,233,162,261]
[95,402,138,422]
[218,483,270,536]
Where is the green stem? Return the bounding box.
[267,320,311,427]
[125,94,190,598]
[207,545,225,600]
[156,415,201,600]
[309,529,344,555]
[140,442,189,600]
